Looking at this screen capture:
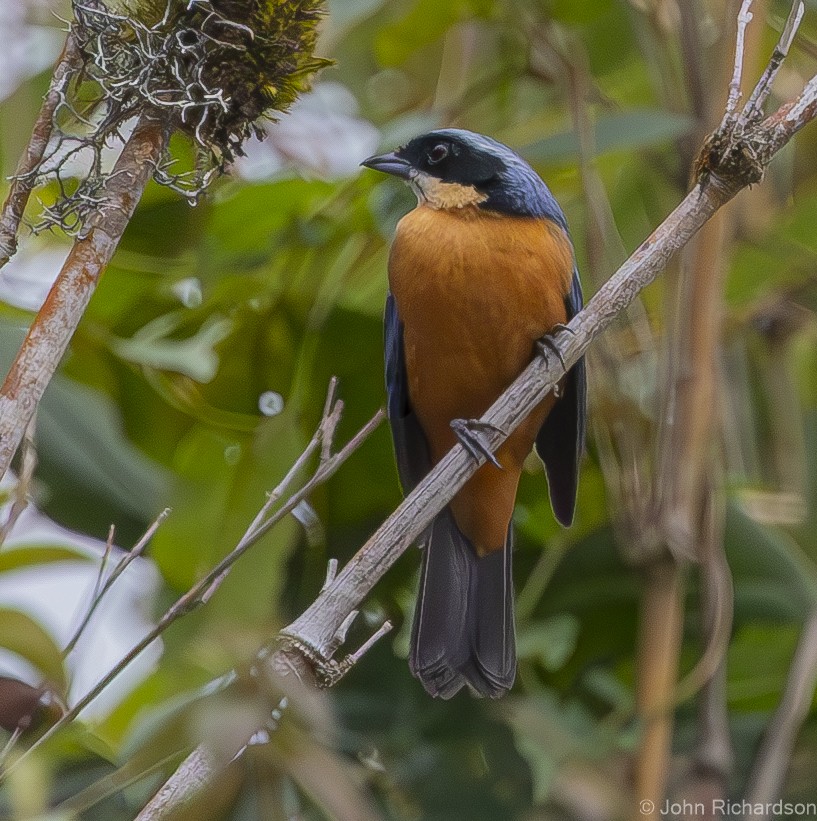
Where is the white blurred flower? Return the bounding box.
[233,82,381,181]
[0,0,65,102]
[0,474,162,719]
[0,243,68,312]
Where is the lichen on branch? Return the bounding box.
[32,0,329,232]
[74,0,329,156]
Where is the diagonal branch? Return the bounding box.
[0,112,170,481]
[0,390,384,779]
[278,71,817,664]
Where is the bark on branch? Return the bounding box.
[0,113,169,477]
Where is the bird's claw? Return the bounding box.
[536,325,573,374]
[450,418,504,469]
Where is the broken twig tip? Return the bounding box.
[347,620,393,666]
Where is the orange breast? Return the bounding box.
[388,205,574,555]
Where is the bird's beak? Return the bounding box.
[360,151,414,180]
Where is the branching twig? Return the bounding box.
[277,63,817,674]
[1,389,384,778]
[63,508,171,656]
[0,34,82,268]
[742,1,805,123]
[200,378,343,604]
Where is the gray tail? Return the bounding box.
[409,509,516,699]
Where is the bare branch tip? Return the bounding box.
[346,620,393,666]
[322,557,339,590]
[334,610,359,645]
[782,1,806,52]
[723,0,755,127]
[322,376,340,420]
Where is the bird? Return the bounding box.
[361,129,586,699]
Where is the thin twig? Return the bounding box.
[1,404,384,778]
[744,611,817,817]
[63,508,171,656]
[0,726,23,773]
[720,0,754,134]
[742,1,805,124]
[0,415,38,548]
[200,378,342,604]
[0,33,82,268]
[93,525,116,602]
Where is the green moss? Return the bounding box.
[74,0,331,161]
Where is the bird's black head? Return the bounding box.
[361,128,567,225]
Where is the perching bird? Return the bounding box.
[362,129,586,699]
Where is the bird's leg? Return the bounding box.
[450,418,505,470]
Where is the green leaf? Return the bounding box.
[726,624,800,710]
[36,374,171,525]
[0,545,93,574]
[0,608,66,692]
[523,109,694,163]
[725,503,817,623]
[374,0,495,66]
[502,693,614,802]
[516,614,580,671]
[111,314,234,383]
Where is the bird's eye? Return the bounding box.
[426,144,449,165]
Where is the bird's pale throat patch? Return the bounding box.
[410,172,488,210]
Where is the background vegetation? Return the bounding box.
[2,0,817,818]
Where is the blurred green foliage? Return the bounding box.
[1,0,817,818]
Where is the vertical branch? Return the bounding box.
[636,1,770,811]
[744,612,817,817]
[685,478,733,819]
[0,113,169,479]
[633,559,685,820]
[656,211,730,558]
[0,34,82,267]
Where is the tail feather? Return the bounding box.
[469,536,516,694]
[409,509,516,699]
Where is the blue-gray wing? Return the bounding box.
[385,292,431,493]
[535,269,586,526]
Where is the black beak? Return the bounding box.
[360,151,414,180]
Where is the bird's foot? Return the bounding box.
[450,418,505,469]
[536,324,574,373]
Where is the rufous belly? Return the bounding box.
[389,205,574,555]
